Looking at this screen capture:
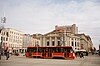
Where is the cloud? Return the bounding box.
[0,0,100,49]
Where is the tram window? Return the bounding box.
[60,48,64,52]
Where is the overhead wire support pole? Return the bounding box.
[0,16,6,50]
[64,29,67,46]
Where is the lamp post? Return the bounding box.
[0,16,6,57]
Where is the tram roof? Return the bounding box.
[27,46,72,48]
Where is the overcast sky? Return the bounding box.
[0,0,100,49]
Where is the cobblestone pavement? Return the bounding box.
[0,54,100,66]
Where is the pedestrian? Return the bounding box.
[4,47,10,60]
[0,46,2,60]
[80,51,84,58]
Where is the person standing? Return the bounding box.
[80,51,84,58]
[4,47,10,60]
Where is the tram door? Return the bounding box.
[42,48,46,57]
[48,48,52,58]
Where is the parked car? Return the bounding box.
[19,53,25,56]
[75,49,88,56]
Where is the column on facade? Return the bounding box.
[69,38,71,46]
[76,38,78,50]
[76,39,78,50]
[73,38,75,50]
[40,36,42,46]
[43,36,46,46]
[64,30,67,46]
[78,38,80,50]
[49,37,52,46]
[61,36,63,46]
[55,37,57,46]
[67,37,70,46]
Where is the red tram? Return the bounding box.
[26,46,76,59]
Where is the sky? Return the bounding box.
[0,0,100,49]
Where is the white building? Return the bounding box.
[0,28,24,53]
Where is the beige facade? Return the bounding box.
[33,24,80,50]
[41,30,80,50]
[86,35,93,52]
[31,34,43,46]
[35,24,93,52]
[55,24,78,34]
[32,38,40,46]
[75,34,88,50]
[75,34,93,52]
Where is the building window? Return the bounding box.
[57,41,60,46]
[52,41,55,46]
[47,41,49,46]
[3,37,5,41]
[72,42,74,46]
[1,37,3,41]
[81,44,84,49]
[4,32,5,35]
[75,42,76,47]
[6,32,9,37]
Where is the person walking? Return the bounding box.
[4,47,10,60]
[0,46,2,60]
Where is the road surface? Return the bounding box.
[0,54,100,66]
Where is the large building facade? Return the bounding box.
[0,28,24,53]
[33,24,80,50]
[34,24,93,52]
[75,34,93,52]
[40,30,80,50]
[0,24,93,53]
